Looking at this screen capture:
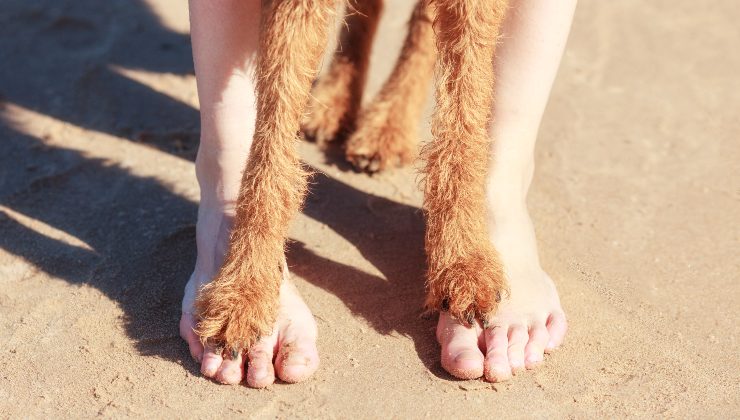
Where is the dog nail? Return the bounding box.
[367,158,381,172]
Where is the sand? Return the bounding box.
[1,0,738,417]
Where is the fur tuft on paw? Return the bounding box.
[345,101,417,173]
[194,269,281,354]
[425,250,508,326]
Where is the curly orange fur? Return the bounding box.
[302,0,383,145]
[345,0,437,172]
[195,0,337,354]
[422,0,509,325]
[196,0,511,355]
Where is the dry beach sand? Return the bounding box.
[1,0,738,417]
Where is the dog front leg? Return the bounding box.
[423,0,510,325]
[346,0,437,172]
[195,0,337,355]
[302,0,384,145]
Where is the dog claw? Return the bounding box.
[354,156,369,171]
[367,157,381,172]
[465,311,475,326]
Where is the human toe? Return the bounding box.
[215,352,245,385]
[545,312,568,353]
[483,325,512,382]
[179,313,204,362]
[246,338,277,388]
[438,314,484,379]
[507,325,528,373]
[200,343,223,378]
[275,340,319,383]
[524,322,549,369]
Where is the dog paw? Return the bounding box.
[425,249,508,326]
[195,272,280,354]
[345,104,417,173]
[302,64,357,145]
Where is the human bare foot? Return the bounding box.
[433,0,576,383]
[437,208,567,382]
[434,0,577,382]
[186,0,321,388]
[179,203,319,387]
[181,280,319,387]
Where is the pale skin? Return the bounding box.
[181,0,576,385]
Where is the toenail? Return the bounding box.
[284,353,310,367]
[487,366,510,382]
[454,353,479,364]
[526,355,542,364]
[253,368,269,381]
[221,367,239,380]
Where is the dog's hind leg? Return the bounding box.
[302,0,383,145]
[422,0,509,324]
[195,0,337,355]
[346,0,436,172]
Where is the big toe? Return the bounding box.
[179,313,204,363]
[443,348,485,379]
[275,340,319,383]
[273,281,320,383]
[438,313,484,379]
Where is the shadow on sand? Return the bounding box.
[0,0,451,380]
